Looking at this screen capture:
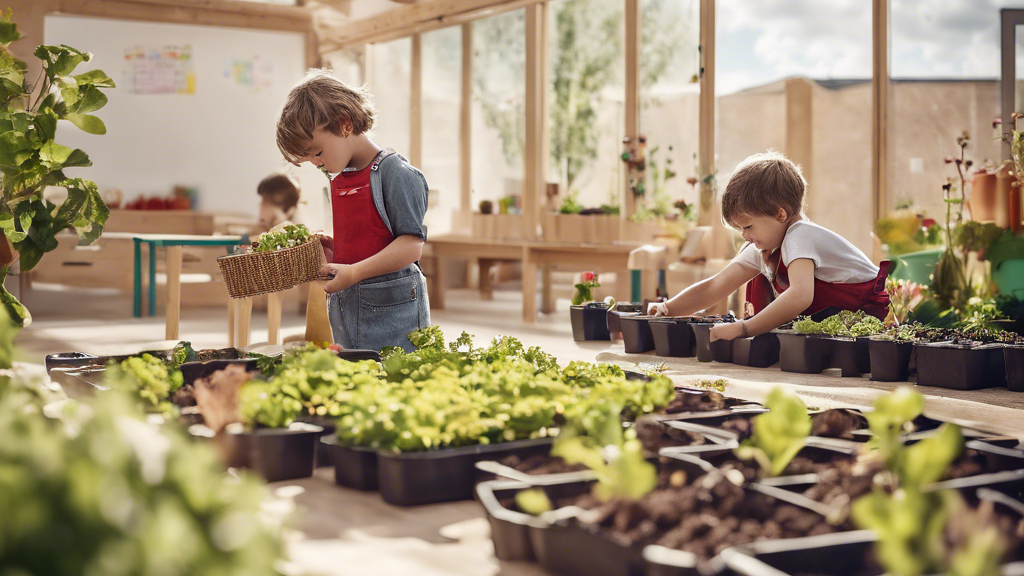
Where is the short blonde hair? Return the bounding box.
[720,150,806,229]
[276,69,376,164]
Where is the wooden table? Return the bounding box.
[426,234,644,323]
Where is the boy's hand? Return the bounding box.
[320,263,359,294]
[647,302,669,317]
[318,234,335,263]
[710,321,746,342]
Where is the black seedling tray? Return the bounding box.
[1005,346,1024,392]
[731,333,780,367]
[692,323,733,363]
[320,434,380,490]
[776,332,831,374]
[571,303,611,341]
[718,530,878,576]
[828,337,871,377]
[868,337,914,382]
[649,317,697,358]
[607,309,641,340]
[230,422,323,483]
[620,315,656,353]
[915,342,1006,390]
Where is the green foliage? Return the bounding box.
[104,354,184,417]
[953,221,1005,257]
[693,378,727,392]
[878,322,920,343]
[0,390,284,576]
[558,190,583,214]
[865,386,924,468]
[253,223,311,253]
[515,488,553,516]
[168,340,198,370]
[571,275,600,305]
[734,388,811,477]
[0,15,113,325]
[793,310,884,338]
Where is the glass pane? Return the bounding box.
[368,38,411,158]
[640,0,700,218]
[716,1,873,253]
[888,1,1022,226]
[323,48,364,87]
[422,27,462,234]
[472,10,526,209]
[1017,25,1024,114]
[546,0,624,211]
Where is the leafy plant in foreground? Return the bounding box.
[734,388,811,477]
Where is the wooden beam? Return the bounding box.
[49,0,312,32]
[872,0,890,220]
[410,33,422,167]
[460,22,472,214]
[784,78,813,200]
[305,30,320,69]
[522,3,546,242]
[320,0,544,51]
[697,0,715,226]
[623,0,640,218]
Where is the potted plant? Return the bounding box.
[914,322,1007,390]
[0,15,113,325]
[731,331,781,368]
[868,279,923,382]
[570,272,610,341]
[692,314,736,363]
[998,330,1024,392]
[779,311,882,376]
[649,315,697,358]
[606,301,643,341]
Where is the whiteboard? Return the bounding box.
[44,15,330,230]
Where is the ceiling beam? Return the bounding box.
[47,0,313,33]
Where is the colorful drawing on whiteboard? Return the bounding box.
[123,45,196,95]
[224,56,274,91]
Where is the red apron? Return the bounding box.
[745,255,892,320]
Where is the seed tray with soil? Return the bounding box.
[867,336,915,382]
[776,331,832,374]
[571,302,611,341]
[915,342,1007,390]
[692,322,734,363]
[608,303,644,340]
[731,333,780,368]
[827,337,872,377]
[224,421,324,483]
[620,315,656,353]
[649,317,698,358]
[1005,345,1024,392]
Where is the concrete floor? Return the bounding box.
[14,283,1024,576]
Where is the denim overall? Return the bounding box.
[327,150,431,352]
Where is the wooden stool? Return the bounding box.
[226,290,289,349]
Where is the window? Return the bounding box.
[421,27,462,233]
[368,38,411,158]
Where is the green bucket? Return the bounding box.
[993,258,1024,299]
[889,248,944,286]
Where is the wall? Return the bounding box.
[44,15,329,230]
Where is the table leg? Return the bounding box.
[305,282,333,344]
[431,256,446,309]
[522,247,536,323]
[148,241,157,317]
[479,258,495,301]
[227,298,236,348]
[165,246,182,340]
[268,291,283,345]
[133,239,141,317]
[541,266,555,314]
[236,297,253,348]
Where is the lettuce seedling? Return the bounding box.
[734,388,811,477]
[515,488,553,516]
[866,386,925,468]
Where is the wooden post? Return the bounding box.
[165,246,183,340]
[872,0,890,221]
[236,297,253,349]
[522,246,536,322]
[227,298,236,348]
[305,30,320,70]
[623,0,640,219]
[267,291,283,345]
[523,2,546,241]
[784,78,813,202]
[363,42,375,88]
[460,23,473,215]
[304,282,333,343]
[697,0,716,226]
[410,33,423,168]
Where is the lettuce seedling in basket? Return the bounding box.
[734,387,812,477]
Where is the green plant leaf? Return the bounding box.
[73,69,115,88]
[515,489,553,516]
[0,213,26,243]
[735,388,811,477]
[898,424,963,488]
[0,278,28,327]
[39,141,74,165]
[62,113,106,135]
[15,237,42,271]
[32,112,57,141]
[69,84,108,114]
[0,9,21,45]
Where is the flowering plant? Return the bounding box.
[571,271,600,305]
[886,278,923,325]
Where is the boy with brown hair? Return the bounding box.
[276,69,430,352]
[256,173,301,230]
[649,150,889,342]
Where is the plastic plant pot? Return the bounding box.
[608,310,641,340]
[620,315,656,354]
[719,530,878,576]
[1005,346,1024,392]
[776,332,831,374]
[731,333,780,368]
[828,337,872,377]
[231,422,323,483]
[320,434,380,490]
[649,317,697,358]
[915,343,1005,390]
[570,303,611,341]
[868,337,914,382]
[692,323,733,363]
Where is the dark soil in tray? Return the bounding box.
[810,409,867,441]
[663,390,730,413]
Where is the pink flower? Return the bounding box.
[582,271,595,282]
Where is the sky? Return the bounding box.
[716,0,1024,94]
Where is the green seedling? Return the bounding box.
[734,388,811,477]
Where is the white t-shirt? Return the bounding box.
[732,219,879,285]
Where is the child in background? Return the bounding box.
[648,151,889,342]
[275,69,430,352]
[256,173,300,231]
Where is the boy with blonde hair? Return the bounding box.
[649,151,889,342]
[276,69,430,352]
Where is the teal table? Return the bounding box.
[132,234,247,321]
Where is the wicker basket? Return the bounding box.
[217,235,326,299]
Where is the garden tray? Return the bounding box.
[828,337,871,377]
[868,337,914,382]
[607,303,643,340]
[776,332,831,374]
[649,317,697,358]
[1005,346,1024,392]
[731,333,780,367]
[321,434,380,490]
[228,422,323,483]
[915,342,1006,390]
[620,315,656,354]
[571,303,611,341]
[692,323,733,363]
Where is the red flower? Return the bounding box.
[921,218,936,228]
[581,271,595,282]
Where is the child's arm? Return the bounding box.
[710,258,814,341]
[319,235,423,294]
[655,261,760,317]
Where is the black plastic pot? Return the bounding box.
[571,303,611,341]
[649,317,697,358]
[377,437,555,506]
[1005,346,1024,392]
[620,315,656,354]
[230,422,323,483]
[731,333,780,368]
[719,530,878,576]
[608,303,643,339]
[915,343,1006,390]
[776,332,831,374]
[320,434,380,490]
[828,337,871,377]
[692,323,733,363]
[868,337,914,382]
